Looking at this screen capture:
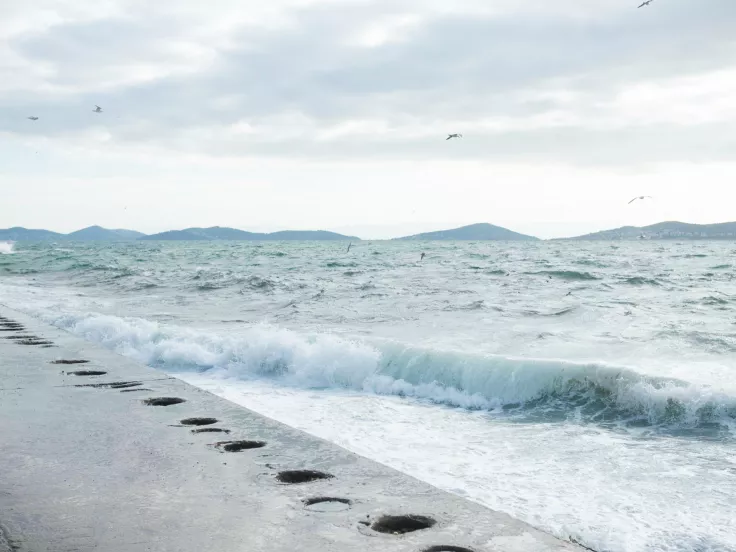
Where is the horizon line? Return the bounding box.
[2,219,736,242]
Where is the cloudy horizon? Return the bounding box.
[2,0,736,239]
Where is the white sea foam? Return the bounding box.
[44,311,736,429]
[0,241,14,254]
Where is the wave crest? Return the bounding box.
[44,313,736,432]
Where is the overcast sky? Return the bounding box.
[1,0,736,239]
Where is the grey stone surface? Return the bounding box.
[0,306,582,552]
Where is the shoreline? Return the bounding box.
[0,305,581,551]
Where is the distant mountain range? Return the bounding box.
[394,223,539,241]
[565,221,736,240]
[2,221,735,242]
[0,226,358,242]
[139,227,358,241]
[0,226,145,242]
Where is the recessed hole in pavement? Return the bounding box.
[423,547,475,552]
[51,360,89,365]
[0,328,25,332]
[120,388,152,393]
[371,515,436,535]
[180,417,218,426]
[143,397,186,406]
[76,381,142,389]
[192,428,230,434]
[276,470,334,484]
[2,335,38,340]
[17,340,53,345]
[69,370,107,376]
[304,497,352,512]
[216,440,266,452]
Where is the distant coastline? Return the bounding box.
[1,220,736,242]
[558,221,736,241]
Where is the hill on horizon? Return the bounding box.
[0,226,145,241]
[139,226,358,241]
[0,227,64,241]
[394,223,539,241]
[565,221,736,240]
[66,226,147,241]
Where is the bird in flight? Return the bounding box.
[628,195,652,204]
[420,252,426,261]
[93,105,103,113]
[446,133,462,140]
[27,116,38,121]
[347,242,352,253]
[638,0,654,7]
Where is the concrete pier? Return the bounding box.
[0,306,582,552]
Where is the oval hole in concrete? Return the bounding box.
[371,515,436,535]
[276,470,334,484]
[180,417,218,426]
[143,397,186,406]
[423,547,475,552]
[216,440,266,452]
[304,497,351,512]
[52,360,90,365]
[69,371,107,376]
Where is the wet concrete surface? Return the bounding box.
[0,305,582,552]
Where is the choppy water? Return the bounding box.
[1,240,735,551]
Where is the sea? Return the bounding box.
[0,239,734,552]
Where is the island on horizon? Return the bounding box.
[393,223,539,241]
[562,221,736,240]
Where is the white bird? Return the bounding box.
[446,133,462,140]
[27,116,38,121]
[638,0,654,7]
[628,195,652,204]
[93,105,103,113]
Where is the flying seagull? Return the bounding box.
[27,116,38,121]
[628,195,652,204]
[446,133,462,140]
[93,105,103,113]
[420,252,426,261]
[638,0,654,7]
[347,242,352,253]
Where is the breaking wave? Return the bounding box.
[0,242,15,255]
[41,312,736,433]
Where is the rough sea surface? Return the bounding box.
[1,240,734,552]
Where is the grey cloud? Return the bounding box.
[3,0,736,165]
